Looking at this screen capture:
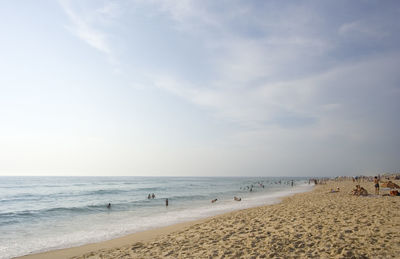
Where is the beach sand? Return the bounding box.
[19,179,400,258]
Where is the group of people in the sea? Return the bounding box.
[146,193,169,206]
[239,180,296,193]
[105,178,314,209]
[210,179,300,204]
[107,193,170,209]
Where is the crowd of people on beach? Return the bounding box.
[104,175,398,210]
[105,175,399,209]
[328,173,400,197]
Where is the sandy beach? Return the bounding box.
[19,179,400,259]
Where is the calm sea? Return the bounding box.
[0,176,312,258]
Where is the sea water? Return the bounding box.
[0,176,313,258]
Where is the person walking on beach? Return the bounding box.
[165,198,168,207]
[107,203,111,209]
[374,176,380,195]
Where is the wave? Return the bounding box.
[0,203,115,225]
[86,189,129,195]
[0,194,188,222]
[1,187,140,201]
[80,186,168,196]
[0,192,222,225]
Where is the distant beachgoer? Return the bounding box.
[329,188,340,193]
[166,198,169,207]
[291,180,294,187]
[390,190,399,196]
[148,194,151,199]
[107,203,111,209]
[359,187,368,196]
[152,193,155,199]
[374,176,380,195]
[351,185,368,196]
[211,198,218,203]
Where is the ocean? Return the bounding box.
[0,176,313,259]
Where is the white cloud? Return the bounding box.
[153,49,400,138]
[338,20,388,40]
[59,0,119,64]
[58,1,400,137]
[56,0,400,174]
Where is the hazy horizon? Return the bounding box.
[1,1,399,177]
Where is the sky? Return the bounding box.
[0,0,399,177]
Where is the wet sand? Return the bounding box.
[18,179,400,258]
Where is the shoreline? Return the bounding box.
[16,184,313,259]
[17,179,400,258]
[16,218,210,259]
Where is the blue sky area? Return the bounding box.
[1,0,399,176]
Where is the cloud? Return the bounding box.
[59,0,400,137]
[59,0,119,64]
[338,20,388,40]
[154,50,400,135]
[3,0,399,176]
[149,2,399,138]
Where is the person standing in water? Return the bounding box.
[165,198,169,207]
